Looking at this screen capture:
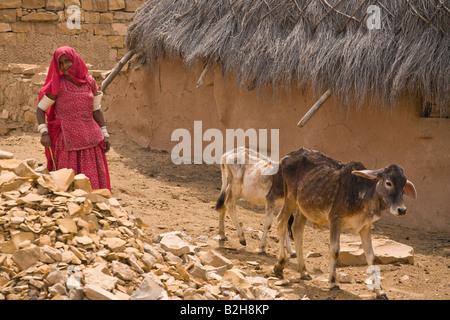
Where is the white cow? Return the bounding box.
[215,147,295,256]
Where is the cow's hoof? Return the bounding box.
[301,274,312,281]
[273,265,284,278]
[329,285,340,292]
[376,294,389,300]
[239,240,247,246]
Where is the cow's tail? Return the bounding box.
[287,214,294,240]
[215,163,227,211]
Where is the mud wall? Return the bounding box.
[104,58,450,233]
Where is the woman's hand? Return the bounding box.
[40,133,52,149]
[104,137,111,153]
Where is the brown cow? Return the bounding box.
[274,148,417,299]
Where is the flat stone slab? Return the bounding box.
[338,235,414,266]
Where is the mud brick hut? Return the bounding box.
[103,0,449,233]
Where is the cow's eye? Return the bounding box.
[385,181,392,187]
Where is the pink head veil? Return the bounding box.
[38,46,89,102]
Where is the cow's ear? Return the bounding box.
[404,180,417,199]
[351,170,380,180]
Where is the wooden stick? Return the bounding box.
[297,88,332,127]
[196,63,212,88]
[49,147,57,171]
[101,49,135,93]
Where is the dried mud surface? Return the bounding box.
[1,123,448,300]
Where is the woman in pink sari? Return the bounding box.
[36,46,111,191]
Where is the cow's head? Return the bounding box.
[352,165,417,216]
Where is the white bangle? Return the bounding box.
[37,95,55,111]
[101,126,109,138]
[38,123,48,134]
[93,91,103,111]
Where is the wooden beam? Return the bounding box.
[101,49,135,93]
[196,63,212,88]
[297,88,332,127]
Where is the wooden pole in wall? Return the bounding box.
[297,88,332,127]
[101,49,135,93]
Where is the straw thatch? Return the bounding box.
[126,0,449,111]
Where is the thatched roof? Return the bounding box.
[126,0,449,111]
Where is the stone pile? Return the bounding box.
[0,152,285,300]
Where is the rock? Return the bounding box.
[128,254,145,274]
[163,251,183,265]
[83,284,120,300]
[111,261,137,281]
[246,276,268,287]
[46,268,67,285]
[11,231,34,248]
[197,249,233,269]
[37,174,59,191]
[253,286,279,300]
[0,171,16,185]
[0,159,37,178]
[338,236,414,266]
[11,245,41,270]
[0,150,14,159]
[338,272,352,283]
[41,245,62,262]
[50,168,75,192]
[399,275,410,283]
[189,264,209,281]
[102,237,126,252]
[0,241,17,254]
[56,218,78,234]
[73,174,92,192]
[16,192,44,205]
[140,253,157,270]
[130,273,168,300]
[374,239,414,265]
[143,243,164,263]
[84,267,118,291]
[307,251,322,258]
[49,283,67,296]
[221,269,251,289]
[274,279,290,286]
[74,235,93,245]
[160,234,190,256]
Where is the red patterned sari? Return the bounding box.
[46,75,111,191]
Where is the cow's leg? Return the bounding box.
[285,232,296,258]
[328,221,341,291]
[292,211,310,280]
[360,224,388,300]
[285,214,296,258]
[274,197,296,277]
[259,202,274,254]
[216,163,229,242]
[226,178,246,246]
[227,203,246,246]
[218,206,227,242]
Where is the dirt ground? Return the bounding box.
[1,121,449,300]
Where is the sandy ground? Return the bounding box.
[1,121,449,300]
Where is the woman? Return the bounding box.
[36,46,111,191]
